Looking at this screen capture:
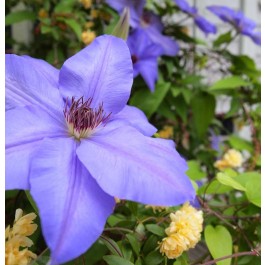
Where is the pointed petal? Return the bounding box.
[194,16,217,34]
[144,27,179,56]
[59,35,133,114]
[29,138,115,264]
[5,106,66,190]
[112,105,157,136]
[136,59,158,91]
[77,126,195,206]
[5,54,63,115]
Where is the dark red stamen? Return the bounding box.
[64,97,111,139]
[131,55,138,64]
[142,12,151,24]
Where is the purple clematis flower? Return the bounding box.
[207,5,261,45]
[6,35,195,264]
[175,0,217,35]
[138,10,179,56]
[105,0,146,28]
[106,0,179,56]
[127,29,163,91]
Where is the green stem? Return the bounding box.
[199,249,259,265]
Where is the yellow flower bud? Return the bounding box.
[91,9,99,19]
[85,21,95,29]
[38,8,48,18]
[81,30,96,45]
[79,0,92,9]
[157,126,174,139]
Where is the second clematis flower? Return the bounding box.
[6,35,195,264]
[207,5,261,45]
[127,29,163,91]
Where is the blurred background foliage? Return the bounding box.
[5,0,261,264]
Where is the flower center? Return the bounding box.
[131,55,138,64]
[141,12,151,28]
[64,97,111,140]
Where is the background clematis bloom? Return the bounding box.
[138,10,179,56]
[175,0,217,35]
[106,0,179,56]
[207,5,261,45]
[127,29,164,91]
[6,35,195,264]
[105,0,146,28]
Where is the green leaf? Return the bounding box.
[5,190,19,199]
[186,160,206,181]
[216,172,246,191]
[107,214,125,227]
[171,86,182,97]
[146,224,165,237]
[157,101,177,121]
[230,55,261,79]
[198,179,233,195]
[213,31,232,47]
[135,257,142,265]
[181,89,192,104]
[5,11,37,26]
[126,234,141,255]
[54,0,76,12]
[142,235,158,254]
[191,92,215,139]
[41,25,53,34]
[181,74,203,86]
[25,191,39,213]
[128,201,138,216]
[65,241,108,265]
[103,255,134,265]
[30,256,50,265]
[205,225,232,265]
[174,95,188,122]
[245,179,261,207]
[227,135,253,152]
[61,18,82,40]
[144,251,164,265]
[234,172,260,187]
[130,80,170,118]
[100,236,123,257]
[209,76,250,91]
[222,168,238,178]
[174,253,189,265]
[225,97,241,118]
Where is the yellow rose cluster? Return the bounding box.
[214,149,243,170]
[5,209,38,265]
[160,203,203,259]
